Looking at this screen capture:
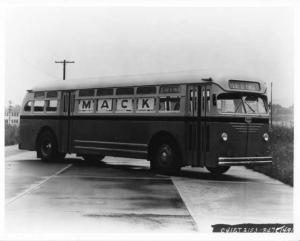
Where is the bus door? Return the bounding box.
[199,85,211,167]
[187,84,209,167]
[187,85,198,166]
[60,91,76,153]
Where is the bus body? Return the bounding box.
[19,72,272,174]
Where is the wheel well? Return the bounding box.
[35,126,58,152]
[147,131,182,165]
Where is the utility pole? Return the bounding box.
[55,59,75,80]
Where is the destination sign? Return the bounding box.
[229,80,260,91]
[160,85,181,94]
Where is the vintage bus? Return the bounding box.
[19,72,272,174]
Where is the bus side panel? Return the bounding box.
[185,119,198,167]
[70,118,187,164]
[19,117,61,152]
[19,118,36,151]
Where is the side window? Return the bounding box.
[46,100,58,112]
[97,88,114,96]
[34,100,45,112]
[137,86,156,95]
[78,99,94,113]
[79,89,95,97]
[24,101,33,112]
[116,87,134,95]
[207,89,211,112]
[46,91,58,98]
[116,98,133,112]
[160,85,181,94]
[34,92,45,98]
[159,97,180,112]
[136,97,155,112]
[97,99,113,113]
[189,89,198,114]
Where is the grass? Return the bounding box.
[248,125,294,186]
[5,124,19,146]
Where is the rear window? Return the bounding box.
[24,101,33,112]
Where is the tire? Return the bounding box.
[82,154,105,163]
[206,166,230,175]
[152,140,180,175]
[37,130,64,162]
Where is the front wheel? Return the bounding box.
[151,141,180,175]
[206,166,230,175]
[37,130,64,162]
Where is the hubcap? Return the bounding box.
[41,139,52,156]
[158,144,172,167]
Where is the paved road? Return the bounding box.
[5,145,293,233]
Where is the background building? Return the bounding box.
[5,102,21,126]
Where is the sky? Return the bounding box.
[5,6,294,107]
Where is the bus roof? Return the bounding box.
[30,71,267,93]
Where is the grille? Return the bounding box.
[231,123,264,133]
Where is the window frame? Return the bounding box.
[23,100,33,113]
[33,100,45,113]
[158,96,181,113]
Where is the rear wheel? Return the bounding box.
[206,166,230,175]
[82,154,105,163]
[151,140,180,175]
[37,130,65,162]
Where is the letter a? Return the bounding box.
[101,100,109,109]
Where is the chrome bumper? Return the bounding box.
[218,156,272,166]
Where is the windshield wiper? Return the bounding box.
[234,100,243,113]
[244,101,255,113]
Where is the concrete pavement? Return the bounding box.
[5,145,293,233]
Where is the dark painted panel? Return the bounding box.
[20,115,269,124]
[19,119,61,152]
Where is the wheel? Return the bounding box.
[82,154,105,163]
[37,130,64,162]
[152,140,180,174]
[206,166,230,175]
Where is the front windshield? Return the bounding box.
[217,93,267,114]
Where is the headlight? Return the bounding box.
[221,132,228,142]
[263,133,269,142]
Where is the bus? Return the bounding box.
[19,72,272,174]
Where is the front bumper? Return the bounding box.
[218,156,272,166]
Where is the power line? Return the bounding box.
[55,60,75,80]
